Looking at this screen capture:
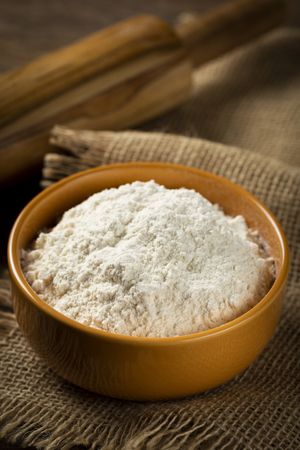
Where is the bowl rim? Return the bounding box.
[8,162,289,345]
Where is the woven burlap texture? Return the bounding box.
[0,128,299,450]
[142,28,300,167]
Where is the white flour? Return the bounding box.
[22,181,274,337]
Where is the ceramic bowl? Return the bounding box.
[8,162,289,400]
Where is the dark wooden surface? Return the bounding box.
[0,0,298,75]
[0,1,299,448]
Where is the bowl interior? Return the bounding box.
[15,163,284,278]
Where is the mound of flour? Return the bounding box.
[22,181,274,337]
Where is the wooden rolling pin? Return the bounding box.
[0,0,286,184]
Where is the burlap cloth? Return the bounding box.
[1,28,300,449]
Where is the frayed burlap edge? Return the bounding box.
[0,388,238,450]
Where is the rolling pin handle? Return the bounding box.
[175,0,287,67]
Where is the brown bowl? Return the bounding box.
[8,162,289,400]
